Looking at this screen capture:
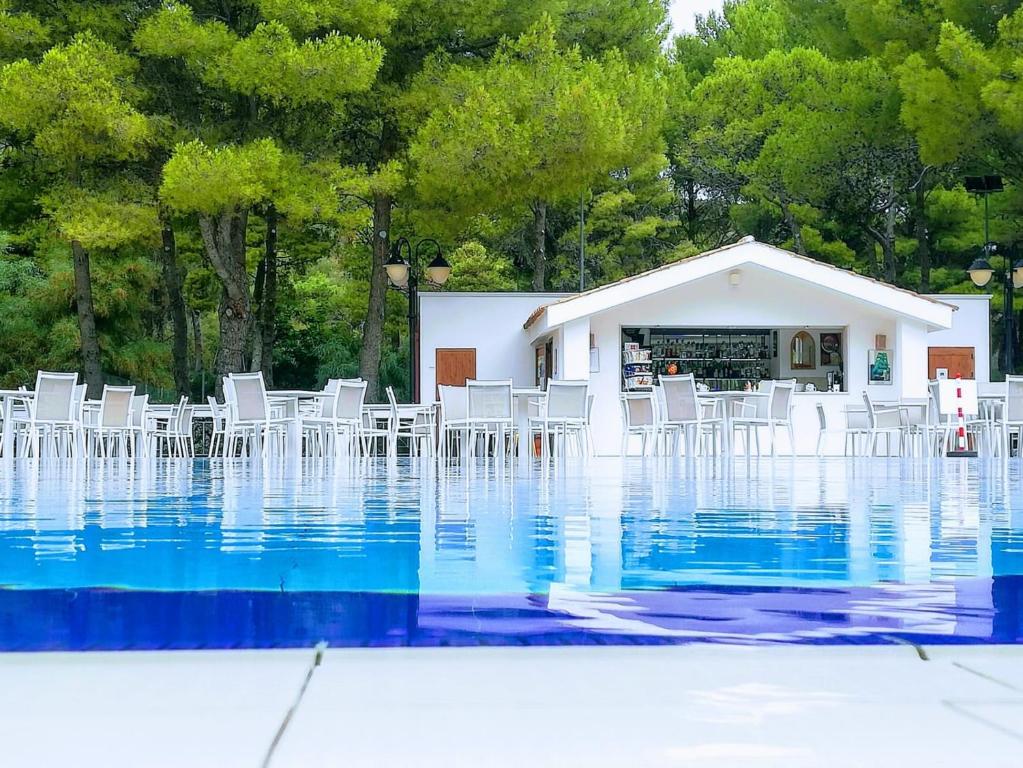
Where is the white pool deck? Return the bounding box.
[2,645,1021,767]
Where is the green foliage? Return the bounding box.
[411,16,665,216]
[0,32,150,165]
[443,241,517,291]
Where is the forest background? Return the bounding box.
[1,0,1021,401]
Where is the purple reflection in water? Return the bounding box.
[1,577,1019,651]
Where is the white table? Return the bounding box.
[268,390,330,458]
[699,390,768,455]
[514,388,543,463]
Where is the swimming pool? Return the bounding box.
[0,458,1020,650]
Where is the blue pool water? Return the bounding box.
[0,457,1021,650]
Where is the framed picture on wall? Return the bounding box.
[820,332,842,365]
[868,349,893,384]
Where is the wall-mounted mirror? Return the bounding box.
[790,330,816,370]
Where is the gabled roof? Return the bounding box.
[525,237,956,335]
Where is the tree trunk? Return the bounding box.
[359,192,391,401]
[250,251,265,374]
[159,220,190,397]
[259,205,277,385]
[914,169,930,292]
[191,309,204,373]
[199,210,251,397]
[71,239,103,398]
[780,200,806,256]
[882,200,897,284]
[531,199,547,291]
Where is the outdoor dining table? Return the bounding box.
[267,389,332,457]
[699,390,768,456]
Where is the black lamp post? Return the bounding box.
[965,175,1023,373]
[384,237,451,402]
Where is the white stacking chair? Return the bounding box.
[530,380,589,458]
[224,372,290,458]
[734,379,796,456]
[815,401,866,456]
[861,391,907,457]
[151,396,194,457]
[387,386,435,457]
[620,392,656,456]
[1001,375,1023,458]
[438,385,470,460]
[301,379,343,457]
[85,385,136,458]
[465,379,514,459]
[13,371,82,458]
[660,374,722,456]
[334,380,370,456]
[207,396,226,457]
[128,394,150,458]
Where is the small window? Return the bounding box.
[790,331,816,370]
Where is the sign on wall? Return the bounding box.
[868,349,892,384]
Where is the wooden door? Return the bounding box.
[435,348,477,399]
[928,346,975,379]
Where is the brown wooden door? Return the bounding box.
[435,348,477,399]
[928,346,975,379]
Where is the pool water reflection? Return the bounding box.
[0,458,1020,650]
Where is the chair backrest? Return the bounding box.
[130,394,149,428]
[73,384,87,421]
[546,380,588,420]
[438,385,467,423]
[861,391,880,428]
[337,380,368,420]
[660,374,699,422]
[816,401,827,431]
[98,385,135,428]
[176,396,193,435]
[466,379,513,421]
[927,380,943,426]
[207,396,226,429]
[228,373,268,422]
[620,393,654,428]
[319,379,342,418]
[33,371,78,423]
[754,380,774,418]
[652,385,667,422]
[1007,375,1023,422]
[769,379,796,421]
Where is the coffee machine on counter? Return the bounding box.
[826,369,844,392]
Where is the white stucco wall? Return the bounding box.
[923,295,993,391]
[418,292,567,401]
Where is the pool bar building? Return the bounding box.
[419,237,992,455]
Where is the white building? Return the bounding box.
[419,237,992,455]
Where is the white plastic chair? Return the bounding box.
[225,372,290,458]
[530,380,589,459]
[85,385,136,458]
[12,371,81,458]
[465,379,514,459]
[128,394,150,458]
[660,374,722,456]
[207,396,226,457]
[1001,375,1023,457]
[815,401,866,456]
[387,386,435,457]
[438,385,470,460]
[733,379,796,456]
[861,391,907,456]
[620,392,656,456]
[151,396,194,457]
[301,379,343,457]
